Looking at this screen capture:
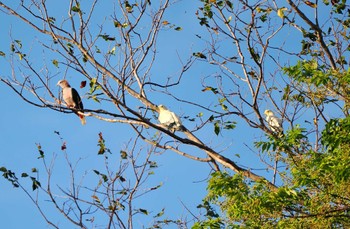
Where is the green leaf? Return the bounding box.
[125,1,133,13]
[114,20,121,27]
[208,115,214,122]
[48,17,56,24]
[21,173,28,177]
[150,183,162,190]
[214,121,220,135]
[138,208,149,215]
[223,121,236,129]
[120,150,128,159]
[0,51,5,57]
[98,34,116,41]
[101,174,108,182]
[95,46,101,53]
[66,43,74,54]
[71,3,81,13]
[14,40,22,49]
[198,17,209,26]
[31,177,41,191]
[37,144,45,159]
[89,78,101,94]
[0,167,7,172]
[52,59,59,68]
[174,26,182,31]
[226,1,233,9]
[148,161,158,168]
[193,52,207,59]
[154,208,165,218]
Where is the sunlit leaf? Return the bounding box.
[193,52,207,59]
[108,46,116,55]
[304,1,317,8]
[48,17,56,24]
[15,40,22,49]
[16,52,26,61]
[277,7,287,19]
[71,3,81,13]
[92,195,100,203]
[52,59,59,68]
[120,150,128,159]
[202,86,218,94]
[154,208,165,218]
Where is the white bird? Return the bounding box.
[157,104,184,132]
[264,109,283,133]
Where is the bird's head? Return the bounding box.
[157,104,167,111]
[264,109,273,116]
[57,79,70,88]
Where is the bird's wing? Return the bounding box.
[158,110,174,125]
[72,88,83,110]
[170,111,181,126]
[269,115,283,131]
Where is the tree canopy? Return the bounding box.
[1,0,350,228]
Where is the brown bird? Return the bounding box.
[57,79,86,125]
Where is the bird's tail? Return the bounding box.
[79,114,86,125]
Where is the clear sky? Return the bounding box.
[0,0,330,228]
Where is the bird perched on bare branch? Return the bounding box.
[157,104,184,132]
[57,79,86,125]
[264,109,282,133]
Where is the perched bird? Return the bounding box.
[157,104,184,132]
[264,109,282,133]
[57,79,86,125]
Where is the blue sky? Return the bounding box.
[0,0,336,228]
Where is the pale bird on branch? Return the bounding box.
[157,104,184,132]
[57,79,86,125]
[264,109,283,133]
